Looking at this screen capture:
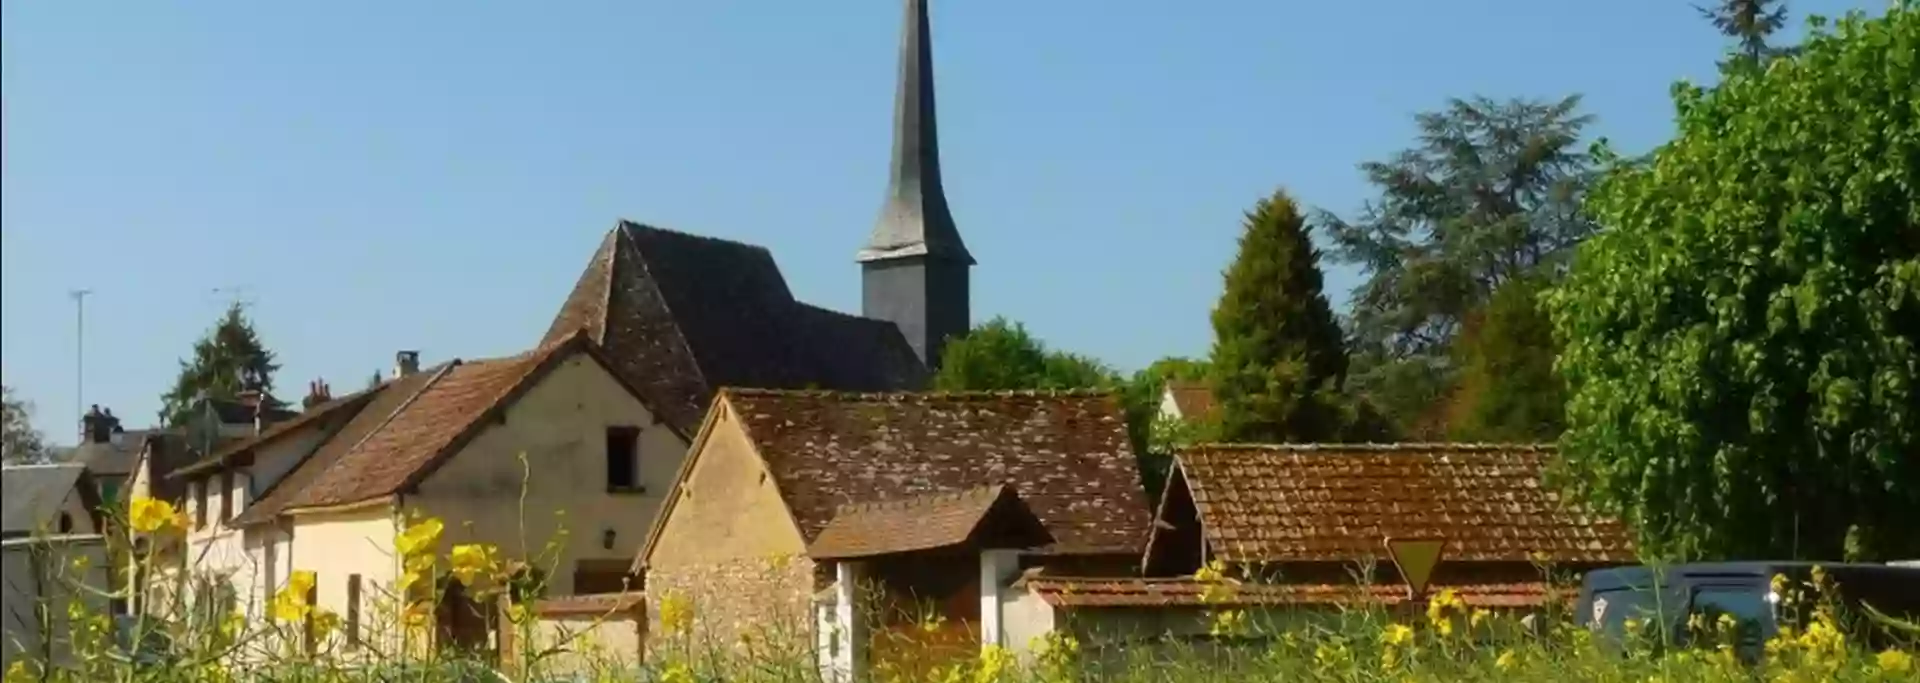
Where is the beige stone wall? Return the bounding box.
[523,610,645,677]
[644,403,817,655]
[411,352,685,596]
[287,507,402,652]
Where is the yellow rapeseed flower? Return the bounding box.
[658,592,693,637]
[395,517,444,558]
[1381,623,1414,647]
[128,496,181,534]
[1470,608,1490,629]
[1878,648,1913,674]
[5,660,35,683]
[1495,650,1517,670]
[448,543,499,586]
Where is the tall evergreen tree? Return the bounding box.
[159,303,282,428]
[1209,189,1349,443]
[1321,95,1597,435]
[1697,0,1792,67]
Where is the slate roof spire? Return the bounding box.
[859,0,973,265]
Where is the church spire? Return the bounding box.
[858,0,974,372]
[858,0,973,265]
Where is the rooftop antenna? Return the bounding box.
[210,285,256,311]
[68,289,91,438]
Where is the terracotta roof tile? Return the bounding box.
[726,389,1153,556]
[1165,382,1216,420]
[1021,576,1554,608]
[170,390,381,479]
[1167,444,1634,564]
[807,484,1054,560]
[231,369,437,526]
[540,222,928,433]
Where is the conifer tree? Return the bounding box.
[1697,0,1792,67]
[1208,189,1349,443]
[159,303,282,428]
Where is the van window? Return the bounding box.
[1690,585,1772,647]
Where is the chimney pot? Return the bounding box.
[395,350,421,378]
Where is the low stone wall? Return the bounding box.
[514,593,647,677]
[646,554,817,659]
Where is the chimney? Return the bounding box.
[81,405,121,445]
[394,351,421,378]
[302,379,334,410]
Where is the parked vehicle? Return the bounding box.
[1575,562,1920,661]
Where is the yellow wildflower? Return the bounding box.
[128,496,181,534]
[448,543,499,586]
[1381,623,1414,647]
[976,644,1014,683]
[1495,650,1517,670]
[1878,648,1914,674]
[394,517,444,558]
[311,608,341,641]
[271,571,317,622]
[658,592,693,636]
[659,662,694,683]
[1470,608,1490,629]
[5,660,36,683]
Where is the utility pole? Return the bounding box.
[68,289,91,439]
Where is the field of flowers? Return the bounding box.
[4,497,1913,682]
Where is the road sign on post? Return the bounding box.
[1385,537,1448,599]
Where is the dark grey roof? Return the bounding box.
[541,221,928,432]
[74,429,158,477]
[860,0,973,266]
[3,464,89,534]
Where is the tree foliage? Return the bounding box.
[1698,0,1793,67]
[931,317,1120,392]
[1209,189,1349,443]
[1322,95,1598,434]
[1547,5,1920,561]
[159,303,283,428]
[2,383,52,463]
[1444,275,1565,442]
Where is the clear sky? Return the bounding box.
[1,0,1885,441]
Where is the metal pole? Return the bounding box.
[69,289,91,439]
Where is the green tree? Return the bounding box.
[1444,275,1564,442]
[2,383,51,463]
[1119,357,1216,497]
[1547,5,1919,561]
[159,303,283,428]
[1698,0,1793,67]
[931,317,1120,391]
[1209,189,1349,443]
[1322,95,1598,436]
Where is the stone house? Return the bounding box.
[635,388,1154,670]
[2,463,104,539]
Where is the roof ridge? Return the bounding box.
[722,387,1118,401]
[1184,442,1556,452]
[275,362,461,513]
[616,219,779,259]
[614,222,716,401]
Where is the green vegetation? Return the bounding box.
[158,303,284,429]
[1546,4,1920,562]
[2,382,53,463]
[1207,189,1349,444]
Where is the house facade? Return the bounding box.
[636,389,1154,668]
[169,332,684,654]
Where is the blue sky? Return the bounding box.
[1,0,1883,441]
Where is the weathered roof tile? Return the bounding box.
[807,484,1053,560]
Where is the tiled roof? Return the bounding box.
[533,593,646,617]
[539,221,927,433]
[807,484,1054,560]
[724,389,1153,556]
[170,390,381,479]
[1164,444,1634,564]
[74,429,160,477]
[235,332,635,525]
[1021,576,1554,609]
[1164,382,1216,420]
[2,464,96,534]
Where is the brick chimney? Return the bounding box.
[302,379,334,410]
[80,405,122,445]
[394,351,421,378]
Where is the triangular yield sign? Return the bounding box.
[1385,537,1448,597]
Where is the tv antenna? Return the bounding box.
[210,285,256,310]
[68,289,92,435]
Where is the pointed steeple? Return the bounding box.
[858,0,974,265]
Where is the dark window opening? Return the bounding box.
[303,579,319,654]
[605,426,642,493]
[219,471,235,522]
[347,574,363,648]
[58,513,73,534]
[194,480,209,530]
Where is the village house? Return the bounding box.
[634,388,1154,677]
[3,463,105,540]
[1157,381,1216,424]
[2,463,112,671]
[999,443,1636,654]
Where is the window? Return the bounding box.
[194,480,209,530]
[346,575,363,648]
[58,513,73,534]
[219,471,235,522]
[604,426,642,492]
[573,559,642,594]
